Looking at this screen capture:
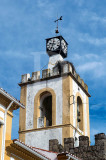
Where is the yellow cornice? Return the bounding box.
[19,123,83,136]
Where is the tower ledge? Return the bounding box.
[19,62,91,97]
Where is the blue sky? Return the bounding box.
[0,0,106,145]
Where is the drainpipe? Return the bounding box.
[1,101,14,160]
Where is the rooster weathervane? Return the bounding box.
[54,16,63,34]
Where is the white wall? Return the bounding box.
[25,77,63,149]
[72,79,87,136]
[26,77,63,130]
[26,128,62,150]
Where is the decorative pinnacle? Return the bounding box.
[54,16,63,34]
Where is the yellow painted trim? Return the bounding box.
[5,114,13,140]
[33,88,56,128]
[62,76,74,145]
[19,85,27,143]
[69,77,74,138]
[86,95,90,140]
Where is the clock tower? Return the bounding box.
[46,35,68,70]
[19,22,90,150]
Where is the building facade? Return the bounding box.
[19,35,90,150]
[0,88,25,160]
[0,35,92,160]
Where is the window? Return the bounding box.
[38,91,52,128]
[77,96,83,131]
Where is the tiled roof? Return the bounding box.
[13,139,58,160]
[57,152,82,160]
[0,87,25,108]
[13,139,81,160]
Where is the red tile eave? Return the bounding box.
[32,147,58,154]
[13,139,82,160]
[13,139,53,160]
[57,152,82,160]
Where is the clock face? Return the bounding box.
[47,38,60,51]
[61,39,67,54]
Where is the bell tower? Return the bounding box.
[19,19,90,149]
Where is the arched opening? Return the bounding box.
[34,88,56,128]
[38,91,52,128]
[77,96,83,131]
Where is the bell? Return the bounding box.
[77,118,81,122]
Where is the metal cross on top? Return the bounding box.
[54,16,63,34]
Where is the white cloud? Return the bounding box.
[72,53,99,61]
[0,50,35,61]
[90,103,106,111]
[80,9,106,25]
[74,0,84,6]
[79,34,106,46]
[37,0,48,7]
[78,61,102,71]
[36,0,65,18]
[91,15,106,24]
[90,126,106,145]
[71,53,106,79]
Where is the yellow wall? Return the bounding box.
[86,96,90,140]
[19,86,27,142]
[0,124,3,159]
[62,75,90,143]
[62,76,74,144]
[0,108,13,160]
[5,140,11,160]
[69,76,74,138]
[5,113,13,141]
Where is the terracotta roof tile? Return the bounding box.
[13,139,81,160]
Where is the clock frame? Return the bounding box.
[46,35,68,58]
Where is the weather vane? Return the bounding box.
[54,16,63,34]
